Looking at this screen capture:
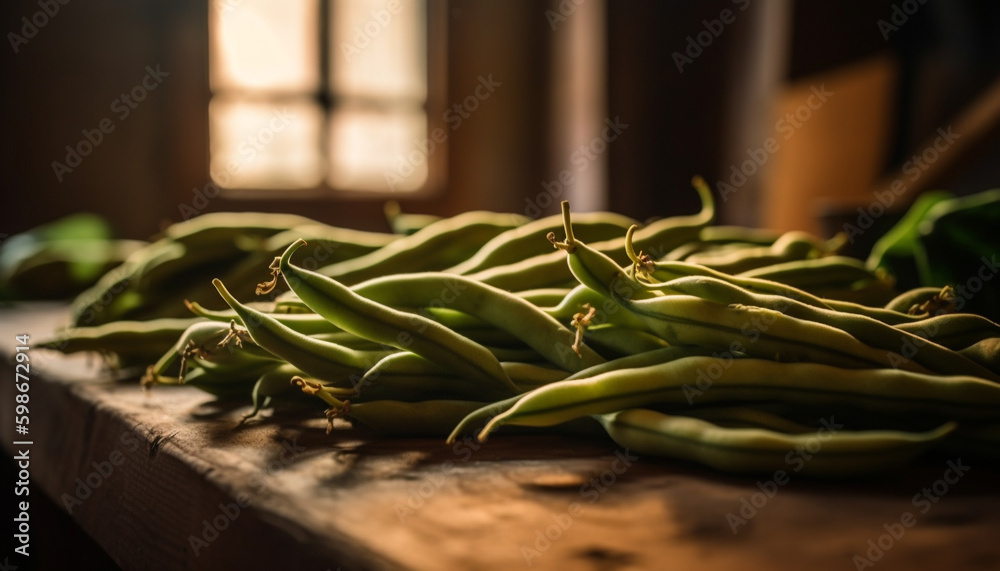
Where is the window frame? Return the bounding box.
[206,0,448,201]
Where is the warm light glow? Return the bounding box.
[208,0,431,192]
[332,0,427,101]
[210,0,319,92]
[328,105,428,192]
[210,97,324,189]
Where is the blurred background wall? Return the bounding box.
[3,0,999,256]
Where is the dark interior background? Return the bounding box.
[3,3,1000,568]
[3,0,1000,245]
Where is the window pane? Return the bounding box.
[210,98,324,189]
[331,0,427,101]
[210,0,319,92]
[328,106,428,192]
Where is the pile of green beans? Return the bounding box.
[40,188,1000,476]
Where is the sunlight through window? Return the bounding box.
[209,0,432,193]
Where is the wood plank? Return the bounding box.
[3,304,999,570]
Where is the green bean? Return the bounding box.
[663,241,756,262]
[698,225,781,246]
[446,346,715,444]
[186,300,342,336]
[467,177,715,291]
[477,356,1000,440]
[894,313,1000,350]
[563,346,719,381]
[240,363,321,423]
[347,272,606,372]
[582,324,671,357]
[357,352,568,402]
[445,211,637,274]
[596,409,955,476]
[317,211,528,285]
[264,223,397,258]
[358,353,527,401]
[513,287,574,307]
[620,293,930,373]
[807,278,898,307]
[486,346,547,363]
[134,240,249,292]
[638,258,922,325]
[544,284,652,331]
[446,394,526,444]
[213,279,394,382]
[384,201,443,235]
[682,231,828,275]
[662,240,718,262]
[273,291,311,313]
[155,365,254,399]
[145,321,242,380]
[69,247,158,326]
[39,317,207,357]
[161,211,318,247]
[738,256,886,289]
[884,286,952,315]
[681,406,814,434]
[465,250,585,291]
[294,377,490,436]
[278,240,519,395]
[959,337,1000,376]
[645,275,999,381]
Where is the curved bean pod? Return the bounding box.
[646,275,999,380]
[596,409,955,476]
[214,279,393,382]
[347,272,606,372]
[478,356,1000,440]
[446,346,716,444]
[895,313,1000,350]
[467,178,715,291]
[317,211,528,285]
[278,240,519,395]
[738,256,886,289]
[446,211,637,274]
[619,293,930,373]
[884,286,952,315]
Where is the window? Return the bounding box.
[208,0,438,194]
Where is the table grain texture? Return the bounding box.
[2,303,998,570]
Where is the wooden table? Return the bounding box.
[3,304,999,570]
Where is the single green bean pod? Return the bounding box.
[278,240,519,396]
[596,409,956,476]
